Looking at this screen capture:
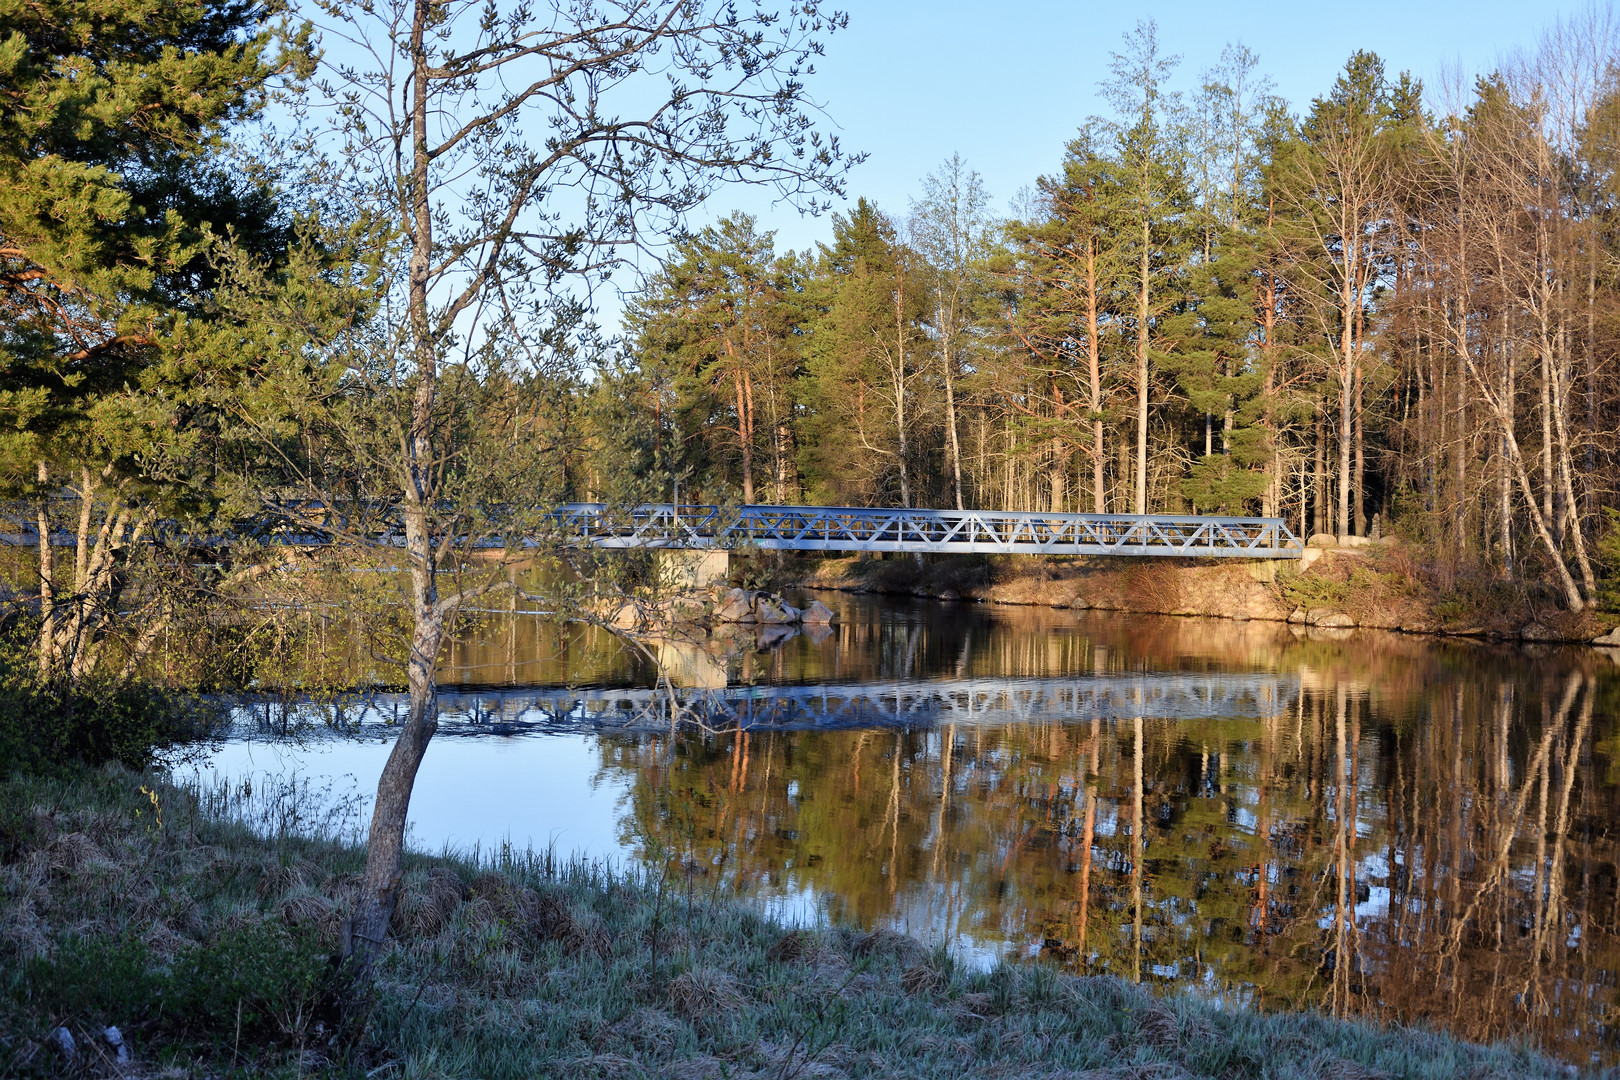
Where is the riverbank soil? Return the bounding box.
[0,766,1576,1078]
[787,540,1618,642]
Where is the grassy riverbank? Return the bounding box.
[0,765,1582,1079]
[782,542,1618,643]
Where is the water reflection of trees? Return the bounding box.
[596,654,1620,1064]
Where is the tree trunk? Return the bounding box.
[36,462,55,680]
[1087,238,1106,514]
[941,322,964,510]
[349,592,444,962]
[893,285,911,509]
[348,0,445,971]
[1313,414,1326,537]
[1135,221,1150,515]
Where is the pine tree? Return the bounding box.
[799,200,933,507]
[1000,128,1124,513]
[0,0,299,680]
[627,213,794,503]
[1097,20,1195,513]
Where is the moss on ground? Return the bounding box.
[0,766,1588,1078]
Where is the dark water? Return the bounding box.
[201,595,1620,1065]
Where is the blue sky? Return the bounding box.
[693,0,1576,261]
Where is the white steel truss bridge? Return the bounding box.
[556,503,1302,559]
[240,673,1299,736]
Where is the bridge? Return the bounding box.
[4,502,1303,560]
[237,672,1300,735]
[557,503,1302,559]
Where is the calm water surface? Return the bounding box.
[196,595,1620,1065]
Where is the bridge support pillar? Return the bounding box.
[656,549,729,590]
[1244,559,1278,584]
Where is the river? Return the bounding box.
[192,593,1620,1065]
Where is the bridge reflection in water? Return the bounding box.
[325,673,1298,734]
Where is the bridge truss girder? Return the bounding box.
[557,503,1303,559]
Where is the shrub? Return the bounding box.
[0,628,221,777]
[8,924,338,1062]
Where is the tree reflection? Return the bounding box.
[592,619,1619,1064]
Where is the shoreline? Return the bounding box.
[778,543,1620,647]
[0,765,1585,1078]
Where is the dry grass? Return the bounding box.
[0,765,1590,1079]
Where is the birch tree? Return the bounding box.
[1097,20,1192,514]
[910,155,996,510]
[259,0,855,970]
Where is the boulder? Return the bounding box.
[801,600,837,624]
[1315,611,1356,629]
[1287,608,1307,624]
[1307,533,1339,548]
[715,588,755,623]
[609,602,640,630]
[670,595,708,621]
[1592,626,1620,646]
[754,597,798,625]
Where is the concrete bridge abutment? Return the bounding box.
[656,549,729,589]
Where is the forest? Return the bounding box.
[582,22,1620,617]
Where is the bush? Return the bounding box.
[8,924,338,1065]
[1599,507,1620,613]
[0,628,222,777]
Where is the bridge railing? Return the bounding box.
[555,503,1303,558]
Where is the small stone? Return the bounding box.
[49,1027,75,1061]
[936,589,960,602]
[104,1027,130,1064]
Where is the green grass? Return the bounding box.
[0,765,1586,1079]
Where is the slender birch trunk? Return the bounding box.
[1134,219,1150,515]
[349,0,449,966]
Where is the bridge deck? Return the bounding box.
[559,503,1303,558]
